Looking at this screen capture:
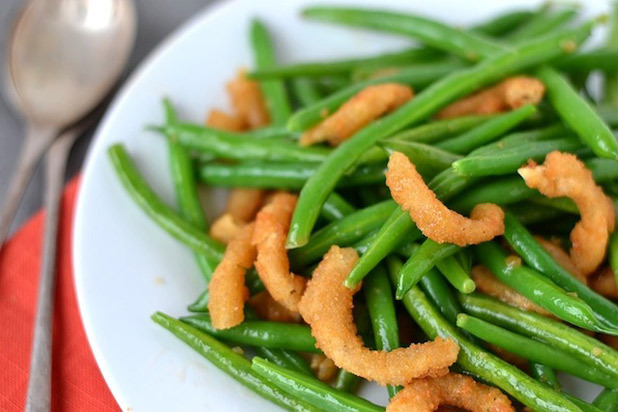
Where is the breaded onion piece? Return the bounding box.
[299,246,459,386]
[386,373,514,412]
[253,192,306,312]
[309,354,339,382]
[534,235,586,283]
[589,267,618,299]
[471,265,550,315]
[519,151,615,275]
[225,188,266,223]
[227,69,270,128]
[386,152,504,246]
[248,291,302,323]
[208,223,256,329]
[205,108,246,132]
[210,213,245,245]
[300,83,413,147]
[437,76,545,119]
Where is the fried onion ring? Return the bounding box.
[471,265,550,315]
[300,83,413,147]
[253,192,307,312]
[298,245,459,386]
[226,69,270,128]
[209,213,245,245]
[437,76,545,119]
[208,223,256,329]
[589,266,618,299]
[247,291,302,323]
[225,188,266,223]
[518,151,615,275]
[309,354,339,382]
[386,152,504,246]
[205,108,246,132]
[386,373,514,412]
[534,235,585,282]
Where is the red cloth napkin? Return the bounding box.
[0,177,117,411]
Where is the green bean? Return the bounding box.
[243,126,299,140]
[587,157,618,183]
[164,100,218,281]
[170,123,330,163]
[604,1,618,108]
[503,211,618,329]
[538,66,618,160]
[449,176,535,213]
[452,137,584,176]
[385,115,494,144]
[476,241,617,334]
[290,200,397,268]
[188,289,209,312]
[436,104,537,154]
[364,265,400,399]
[181,313,319,353]
[507,202,564,225]
[459,293,618,381]
[528,196,578,214]
[380,140,461,177]
[435,255,475,294]
[250,20,291,125]
[529,362,561,391]
[303,7,502,62]
[254,347,313,376]
[320,192,356,222]
[199,161,385,189]
[250,47,442,79]
[291,78,322,107]
[252,358,384,412]
[109,144,224,262]
[151,312,316,411]
[457,314,618,388]
[417,267,461,324]
[287,60,466,132]
[386,263,582,412]
[395,239,460,298]
[556,49,618,73]
[610,233,618,293]
[507,5,578,42]
[468,123,570,157]
[286,22,595,249]
[470,10,534,37]
[594,388,618,411]
[333,370,361,394]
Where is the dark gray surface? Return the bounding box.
[0,0,216,238]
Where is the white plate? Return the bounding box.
[73,0,610,410]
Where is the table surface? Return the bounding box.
[0,0,217,237]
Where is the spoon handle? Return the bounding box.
[24,128,75,412]
[0,125,57,246]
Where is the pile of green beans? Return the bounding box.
[103,6,618,411]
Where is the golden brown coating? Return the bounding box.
[253,192,307,313]
[386,373,514,412]
[209,213,245,245]
[226,69,270,129]
[471,265,550,315]
[519,151,615,276]
[300,83,413,147]
[386,152,504,246]
[205,108,246,132]
[224,188,266,223]
[247,291,302,323]
[589,266,618,299]
[299,245,459,386]
[208,223,256,329]
[309,354,339,382]
[437,76,545,119]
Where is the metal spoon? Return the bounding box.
[1,0,136,245]
[3,1,136,411]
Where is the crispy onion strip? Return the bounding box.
[300,83,413,147]
[534,236,585,282]
[205,108,246,132]
[471,265,550,315]
[437,76,545,119]
[226,69,270,129]
[386,373,514,412]
[248,291,302,323]
[589,267,618,299]
[225,188,266,223]
[208,223,256,329]
[209,213,245,245]
[298,246,459,386]
[386,152,504,246]
[253,192,306,312]
[519,151,615,275]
